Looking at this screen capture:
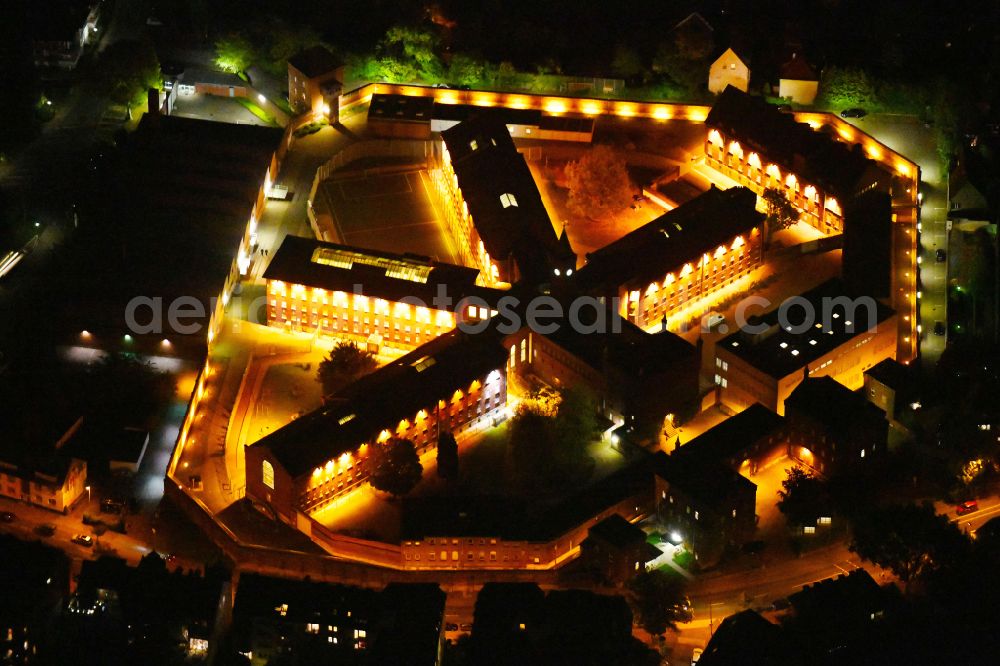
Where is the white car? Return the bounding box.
[691,647,703,664]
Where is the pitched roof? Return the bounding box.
[575,186,763,293]
[287,45,342,79]
[586,514,646,548]
[706,87,885,198]
[263,235,502,312]
[785,376,887,434]
[675,403,784,464]
[779,54,818,81]
[700,610,802,666]
[653,451,756,509]
[441,116,575,282]
[864,358,913,391]
[247,327,508,477]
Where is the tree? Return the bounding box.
[849,503,970,588]
[90,40,162,115]
[317,341,377,396]
[508,404,556,491]
[819,66,878,109]
[437,431,459,480]
[82,352,176,428]
[215,34,254,74]
[367,438,423,497]
[627,570,692,637]
[610,45,644,82]
[552,386,600,460]
[762,187,798,240]
[776,466,830,527]
[381,25,443,82]
[448,54,488,87]
[564,145,633,219]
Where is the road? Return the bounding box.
[841,114,948,367]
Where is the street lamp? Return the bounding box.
[85,485,91,505]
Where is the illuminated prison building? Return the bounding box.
[433,115,576,286]
[245,329,509,520]
[704,86,889,234]
[574,186,764,330]
[264,236,503,351]
[714,279,898,415]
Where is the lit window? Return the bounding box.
[469,139,479,151]
[500,192,518,208]
[262,461,275,489]
[306,623,319,634]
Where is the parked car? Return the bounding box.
[956,500,979,516]
[691,647,704,664]
[840,108,867,118]
[35,523,56,537]
[936,248,946,262]
[444,623,459,632]
[459,623,473,632]
[71,534,94,548]
[0,511,15,522]
[934,321,946,336]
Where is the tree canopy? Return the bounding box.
[776,466,831,528]
[215,35,254,74]
[762,187,799,239]
[564,145,633,219]
[316,341,377,396]
[90,40,162,111]
[627,570,692,637]
[367,438,423,497]
[849,503,970,587]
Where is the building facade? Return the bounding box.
[245,330,509,520]
[714,280,898,415]
[705,87,888,234]
[0,456,87,514]
[263,236,501,352]
[575,186,764,331]
[709,48,750,94]
[287,46,344,120]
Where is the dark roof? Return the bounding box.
[368,93,435,123]
[433,101,541,126]
[785,377,887,434]
[287,45,342,79]
[788,569,882,619]
[717,279,896,379]
[575,186,763,293]
[654,452,756,510]
[706,87,885,198]
[779,54,818,81]
[864,358,913,391]
[248,327,508,477]
[107,428,149,464]
[586,514,646,548]
[538,115,595,134]
[441,116,575,282]
[263,235,501,312]
[182,67,245,88]
[675,403,784,464]
[700,610,802,666]
[27,0,94,41]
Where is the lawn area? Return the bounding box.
[235,97,278,125]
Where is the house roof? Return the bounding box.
[263,235,501,312]
[788,569,882,618]
[654,451,756,510]
[287,45,342,79]
[441,116,575,283]
[675,403,784,464]
[368,93,435,123]
[784,376,887,435]
[700,610,802,666]
[586,514,646,548]
[706,87,885,199]
[233,572,378,624]
[713,47,750,68]
[779,54,818,81]
[247,327,509,478]
[574,186,763,293]
[717,279,896,380]
[864,358,913,391]
[182,67,245,88]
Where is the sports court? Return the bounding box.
[317,169,459,264]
